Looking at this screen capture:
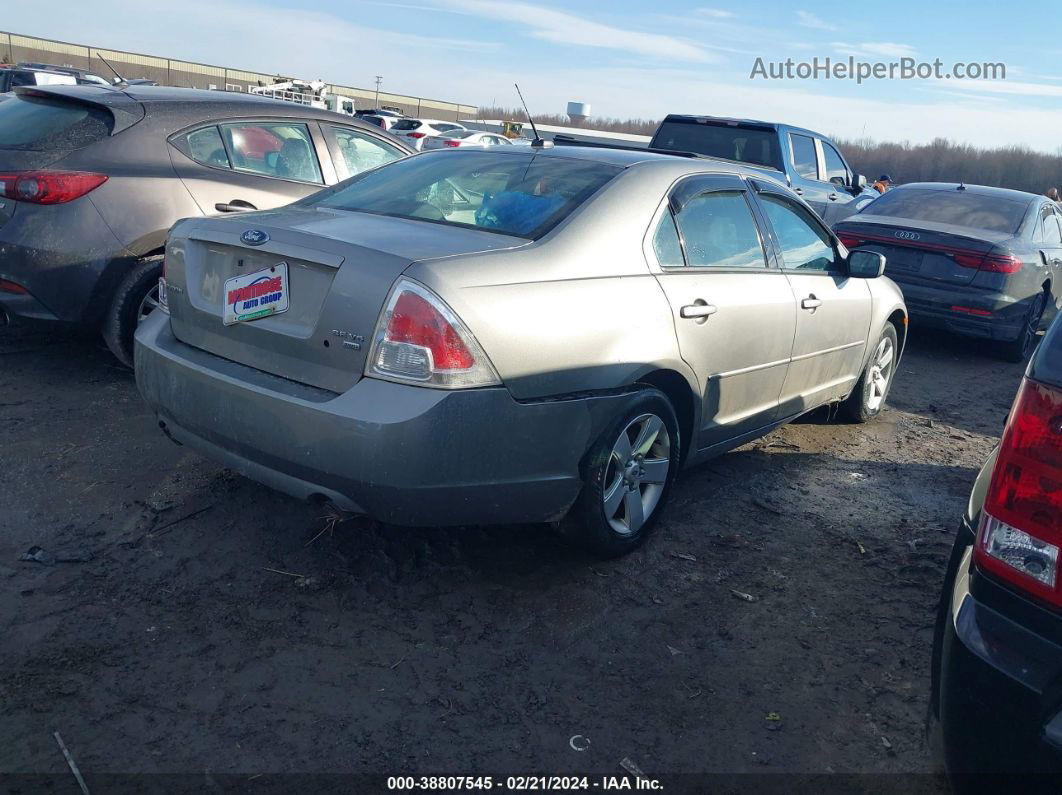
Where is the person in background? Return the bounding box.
[872,174,893,194]
[1047,187,1060,202]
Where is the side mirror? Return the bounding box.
[848,249,886,278]
[852,174,867,191]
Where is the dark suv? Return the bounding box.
[649,114,877,223]
[931,314,1062,789]
[0,85,410,365]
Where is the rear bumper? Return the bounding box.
[0,198,134,327]
[134,313,627,527]
[937,520,1062,782]
[893,279,1030,341]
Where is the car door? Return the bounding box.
[322,124,405,181]
[1033,203,1062,324]
[818,139,858,224]
[647,174,797,451]
[751,185,872,416]
[168,119,331,215]
[787,132,830,218]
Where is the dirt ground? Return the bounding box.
[0,321,1026,792]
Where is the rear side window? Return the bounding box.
[652,210,685,268]
[1040,208,1062,244]
[760,194,835,271]
[0,96,113,151]
[219,122,322,184]
[866,188,1027,234]
[674,191,767,269]
[172,125,231,169]
[790,134,817,179]
[310,150,620,239]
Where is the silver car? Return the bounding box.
[135,146,906,556]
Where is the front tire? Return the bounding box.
[559,388,680,558]
[840,324,898,423]
[102,255,164,368]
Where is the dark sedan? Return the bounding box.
[834,183,1059,361]
[0,85,411,365]
[930,314,1062,791]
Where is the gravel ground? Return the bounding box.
[0,322,1027,792]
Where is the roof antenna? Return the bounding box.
[96,53,127,86]
[515,83,552,149]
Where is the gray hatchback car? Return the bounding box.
[135,146,907,556]
[0,84,410,365]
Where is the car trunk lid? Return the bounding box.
[834,216,1014,286]
[166,207,524,393]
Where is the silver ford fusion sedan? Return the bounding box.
[135,145,906,556]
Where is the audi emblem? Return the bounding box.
[894,230,921,241]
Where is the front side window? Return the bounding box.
[821,142,849,186]
[219,122,322,184]
[309,151,620,239]
[790,134,818,179]
[673,191,768,269]
[330,126,402,179]
[760,194,836,271]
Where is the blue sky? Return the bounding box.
[8,0,1062,151]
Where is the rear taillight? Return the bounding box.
[836,234,862,249]
[0,171,107,205]
[0,278,28,294]
[975,378,1062,607]
[444,139,462,147]
[952,251,1023,273]
[367,278,500,389]
[407,132,426,139]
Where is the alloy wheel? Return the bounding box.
[137,283,160,326]
[866,336,895,412]
[601,413,671,535]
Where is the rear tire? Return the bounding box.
[997,292,1046,363]
[559,388,680,558]
[102,255,164,369]
[839,324,898,423]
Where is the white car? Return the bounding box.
[422,130,516,150]
[389,118,467,150]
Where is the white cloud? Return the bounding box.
[696,8,735,18]
[929,77,1062,98]
[832,42,917,58]
[796,11,837,31]
[435,0,715,62]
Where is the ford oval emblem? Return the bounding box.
[241,229,269,246]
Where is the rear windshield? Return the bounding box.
[652,120,781,170]
[864,188,1028,234]
[391,120,422,131]
[0,95,113,151]
[309,150,622,238]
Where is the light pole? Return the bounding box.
[374,75,382,108]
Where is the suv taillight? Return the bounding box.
[976,377,1062,606]
[367,278,500,389]
[0,171,108,204]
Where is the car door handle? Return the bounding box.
[792,187,804,195]
[828,193,839,201]
[215,201,257,213]
[801,296,823,310]
[680,303,718,319]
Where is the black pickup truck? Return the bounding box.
[649,114,878,223]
